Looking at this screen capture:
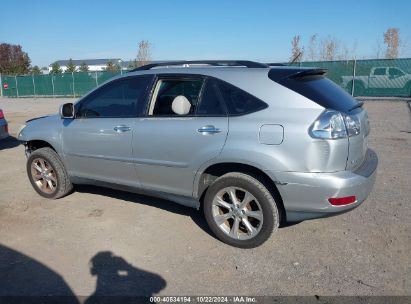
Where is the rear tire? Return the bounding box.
[27,147,73,199]
[203,172,279,248]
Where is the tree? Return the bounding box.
[136,40,152,67]
[373,37,383,59]
[289,35,304,63]
[337,43,352,60]
[105,61,120,72]
[50,62,62,74]
[79,62,89,72]
[31,65,42,75]
[0,43,31,75]
[66,58,76,73]
[384,28,400,59]
[319,36,338,61]
[127,59,138,70]
[306,34,318,61]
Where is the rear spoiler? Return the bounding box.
[268,68,327,82]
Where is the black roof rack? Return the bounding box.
[130,60,269,72]
[266,62,287,66]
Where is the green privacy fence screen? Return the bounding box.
[0,71,123,98]
[294,58,411,97]
[1,58,411,98]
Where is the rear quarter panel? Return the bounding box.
[219,107,348,173]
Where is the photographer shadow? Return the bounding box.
[85,251,166,304]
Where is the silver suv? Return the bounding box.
[18,61,378,248]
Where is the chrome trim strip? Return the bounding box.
[66,152,188,168]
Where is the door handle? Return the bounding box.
[197,125,221,135]
[114,125,131,133]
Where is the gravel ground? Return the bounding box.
[0,97,410,297]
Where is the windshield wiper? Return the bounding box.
[349,101,364,112]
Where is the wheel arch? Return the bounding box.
[348,79,366,89]
[25,139,58,155]
[195,162,286,224]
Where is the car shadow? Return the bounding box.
[0,136,20,150]
[280,221,302,228]
[0,243,79,302]
[85,251,166,303]
[75,184,216,239]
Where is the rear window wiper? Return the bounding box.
[349,101,364,112]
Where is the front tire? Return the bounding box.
[204,173,279,248]
[27,147,73,199]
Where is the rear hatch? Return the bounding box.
[269,67,369,171]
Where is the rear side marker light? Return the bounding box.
[328,196,356,206]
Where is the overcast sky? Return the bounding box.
[1,0,410,67]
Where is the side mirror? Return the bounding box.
[60,103,75,119]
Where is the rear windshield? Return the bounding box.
[272,74,359,113]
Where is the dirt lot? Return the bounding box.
[0,97,410,297]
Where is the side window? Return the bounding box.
[373,68,386,76]
[196,78,227,116]
[150,78,203,116]
[77,75,151,118]
[389,68,404,76]
[216,79,268,115]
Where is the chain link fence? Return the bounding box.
[1,58,411,98]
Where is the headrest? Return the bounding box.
[171,95,191,115]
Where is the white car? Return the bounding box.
[341,67,411,96]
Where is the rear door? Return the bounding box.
[368,67,387,88]
[132,76,228,197]
[387,68,407,89]
[62,75,153,186]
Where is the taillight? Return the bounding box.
[4,124,8,133]
[328,196,356,206]
[344,114,361,137]
[0,110,4,119]
[309,109,361,139]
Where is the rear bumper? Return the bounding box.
[0,120,8,140]
[267,148,378,222]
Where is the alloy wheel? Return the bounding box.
[211,187,264,240]
[30,158,57,194]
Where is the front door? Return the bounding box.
[62,75,152,186]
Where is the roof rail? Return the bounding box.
[266,62,287,66]
[130,60,269,72]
